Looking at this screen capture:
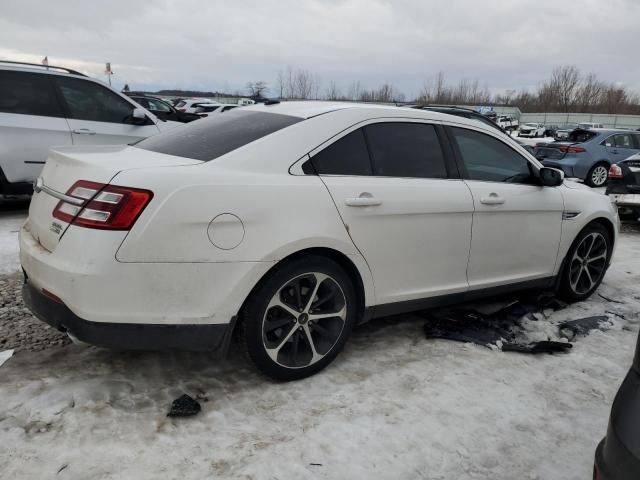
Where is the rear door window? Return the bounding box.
[364,122,448,178]
[308,129,372,176]
[135,110,302,161]
[613,133,635,149]
[54,76,137,124]
[0,70,64,117]
[451,127,533,183]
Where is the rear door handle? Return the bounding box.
[345,194,382,207]
[480,193,505,205]
[72,128,96,135]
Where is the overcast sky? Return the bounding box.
[1,0,638,98]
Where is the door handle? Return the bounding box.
[72,128,96,135]
[345,193,382,207]
[480,193,505,205]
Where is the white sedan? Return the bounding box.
[20,102,618,380]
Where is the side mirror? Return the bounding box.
[539,167,564,187]
[129,107,148,125]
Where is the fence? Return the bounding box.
[519,112,640,129]
[465,105,640,129]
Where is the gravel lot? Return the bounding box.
[0,272,71,352]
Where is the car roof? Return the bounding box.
[0,60,87,79]
[244,101,493,124]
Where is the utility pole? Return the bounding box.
[105,62,113,86]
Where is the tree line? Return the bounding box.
[245,65,640,115]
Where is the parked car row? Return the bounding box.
[534,128,640,187]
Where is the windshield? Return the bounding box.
[134,109,302,161]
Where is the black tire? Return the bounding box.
[237,255,358,381]
[557,222,612,302]
[586,162,609,188]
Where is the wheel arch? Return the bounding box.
[555,216,616,290]
[234,246,373,335]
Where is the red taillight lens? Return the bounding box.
[558,145,586,153]
[609,164,623,179]
[177,108,186,112]
[52,180,153,230]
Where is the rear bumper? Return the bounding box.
[23,279,235,352]
[608,193,640,208]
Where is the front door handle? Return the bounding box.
[72,128,96,135]
[345,193,382,207]
[480,193,505,205]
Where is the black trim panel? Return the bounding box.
[22,280,233,353]
[366,276,556,319]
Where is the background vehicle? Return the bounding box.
[518,123,546,138]
[127,94,200,123]
[578,122,604,129]
[534,129,640,187]
[21,103,617,381]
[606,152,640,220]
[543,124,559,137]
[496,115,518,131]
[193,103,239,117]
[593,329,640,479]
[0,61,176,195]
[554,123,580,140]
[174,98,215,113]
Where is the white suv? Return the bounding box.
[0,61,178,195]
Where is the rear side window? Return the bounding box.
[0,71,63,117]
[54,77,137,124]
[613,134,635,149]
[135,110,301,161]
[365,123,447,178]
[451,127,532,183]
[309,129,372,176]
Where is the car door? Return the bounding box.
[447,125,563,289]
[52,76,160,145]
[604,133,640,163]
[0,70,72,185]
[307,121,474,307]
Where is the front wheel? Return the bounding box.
[586,163,609,187]
[557,223,612,302]
[237,255,357,381]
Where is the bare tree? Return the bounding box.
[246,80,268,98]
[325,81,342,100]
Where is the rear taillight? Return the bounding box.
[609,164,623,179]
[177,108,186,112]
[558,145,586,153]
[52,180,153,230]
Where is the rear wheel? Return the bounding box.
[557,223,612,302]
[586,163,609,187]
[238,255,357,381]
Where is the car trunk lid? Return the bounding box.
[28,145,201,252]
[534,142,575,160]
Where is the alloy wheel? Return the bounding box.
[569,232,608,295]
[591,166,608,187]
[262,272,347,369]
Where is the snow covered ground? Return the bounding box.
[1,209,639,479]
